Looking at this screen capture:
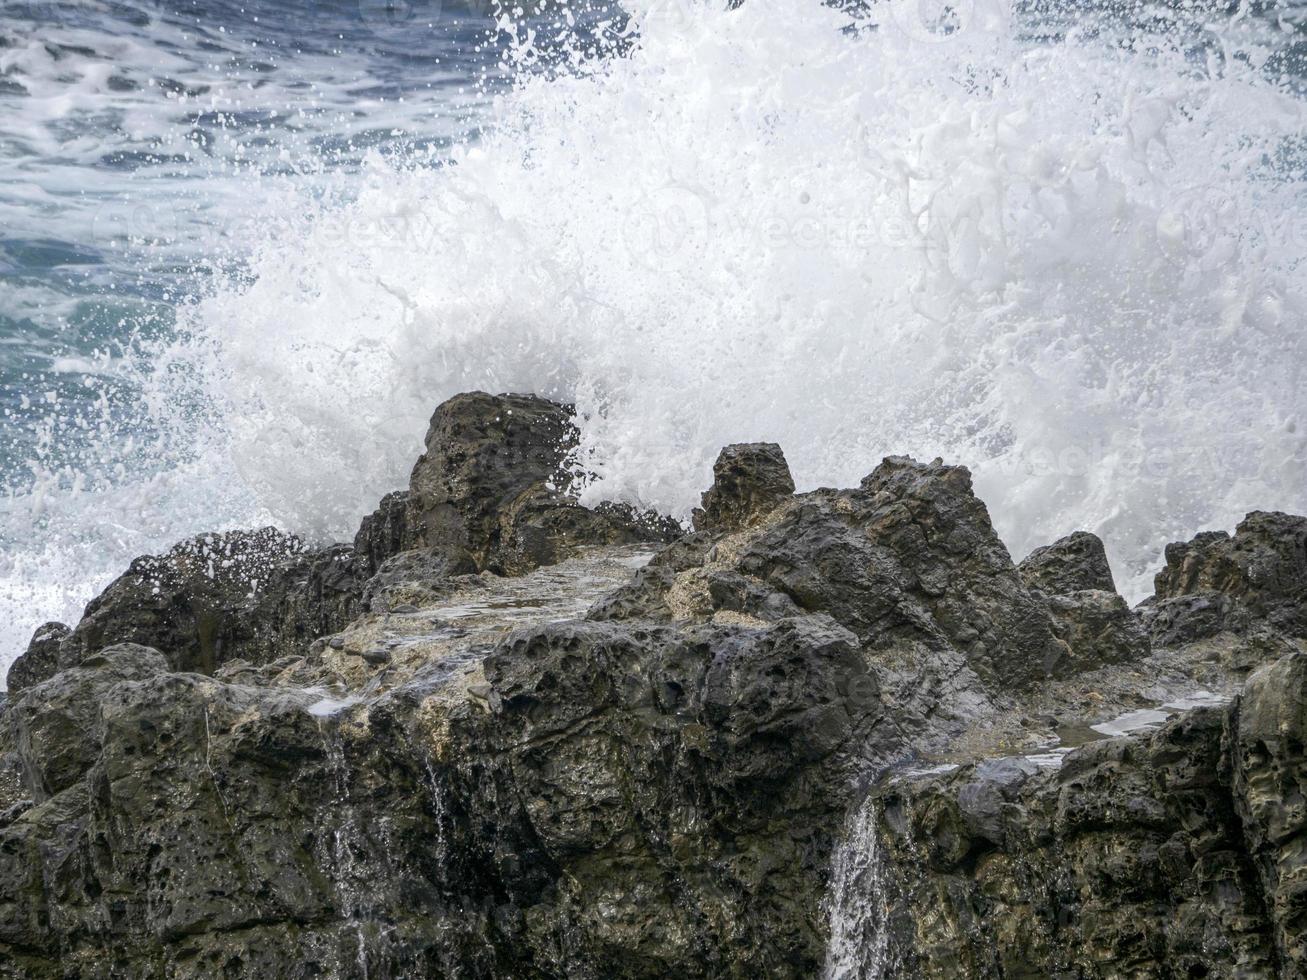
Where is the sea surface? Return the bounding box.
[2,0,1306,679]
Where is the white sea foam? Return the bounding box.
[4,0,1307,679]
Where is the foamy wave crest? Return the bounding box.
[5,0,1307,673]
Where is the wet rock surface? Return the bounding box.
[599,453,1063,695]
[871,707,1277,977]
[693,441,795,532]
[1044,588,1149,676]
[2,391,1307,978]
[5,622,69,696]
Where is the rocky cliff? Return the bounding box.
[1,391,1303,978]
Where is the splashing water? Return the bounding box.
[824,795,892,979]
[4,0,1307,676]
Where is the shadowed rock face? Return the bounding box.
[1044,589,1149,676]
[4,623,68,697]
[2,392,1307,979]
[9,530,361,686]
[599,453,1063,691]
[1231,652,1307,972]
[7,531,365,693]
[873,708,1277,977]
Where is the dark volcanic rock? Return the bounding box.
[0,596,881,978]
[5,622,70,696]
[403,391,675,575]
[600,454,1063,690]
[1018,529,1116,594]
[1147,510,1307,644]
[872,707,1277,977]
[6,395,1307,979]
[1231,652,1307,972]
[692,442,795,532]
[353,488,410,578]
[1044,589,1149,676]
[467,614,880,976]
[1137,590,1246,647]
[7,392,676,691]
[6,528,364,682]
[7,643,170,801]
[0,664,493,979]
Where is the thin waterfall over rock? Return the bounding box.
[823,796,893,980]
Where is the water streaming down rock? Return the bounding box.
[823,797,892,980]
[318,721,372,978]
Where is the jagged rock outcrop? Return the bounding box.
[1044,589,1149,676]
[599,452,1063,692]
[1141,511,1307,647]
[6,393,674,691]
[8,643,171,801]
[1018,530,1116,594]
[353,489,410,578]
[1014,531,1147,676]
[402,391,675,575]
[4,622,68,697]
[3,393,1307,979]
[7,529,362,686]
[467,613,880,975]
[692,442,795,532]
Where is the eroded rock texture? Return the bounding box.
[7,393,674,690]
[1231,652,1307,972]
[598,452,1063,695]
[2,392,1306,979]
[872,710,1276,977]
[1018,530,1117,595]
[1140,511,1307,649]
[402,391,675,575]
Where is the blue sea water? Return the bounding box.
[0,0,621,669]
[2,0,1306,677]
[0,0,558,471]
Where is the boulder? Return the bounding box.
[7,393,677,690]
[403,391,675,575]
[1017,530,1116,594]
[6,643,170,800]
[1044,589,1149,676]
[0,591,883,978]
[5,622,70,695]
[692,442,795,532]
[468,614,881,975]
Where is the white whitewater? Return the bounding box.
[824,795,892,979]
[4,0,1307,675]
